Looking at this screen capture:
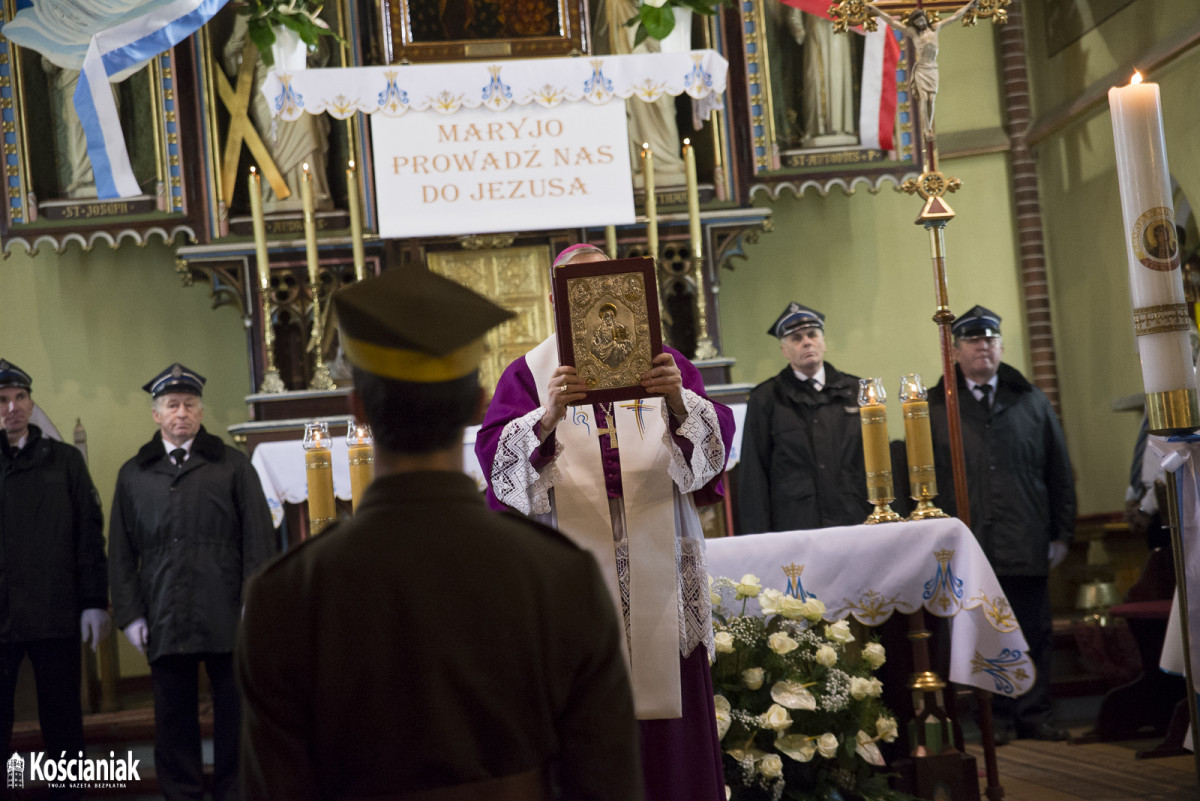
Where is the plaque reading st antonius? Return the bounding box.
[553,256,663,405]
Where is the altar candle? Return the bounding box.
[858,378,892,501]
[1109,72,1198,430]
[346,419,374,511]
[641,143,659,261]
[347,160,365,281]
[303,421,336,535]
[249,167,270,292]
[900,373,936,492]
[683,138,702,260]
[605,225,618,260]
[301,163,319,286]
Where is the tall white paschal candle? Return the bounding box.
[1109,73,1198,432]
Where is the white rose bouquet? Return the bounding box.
[709,576,912,801]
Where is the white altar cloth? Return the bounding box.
[262,51,728,121]
[705,517,1034,698]
[250,426,486,528]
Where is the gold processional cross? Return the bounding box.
[217,37,290,208]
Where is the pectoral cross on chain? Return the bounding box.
[597,403,618,450]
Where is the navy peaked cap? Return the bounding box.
[0,359,32,390]
[143,363,206,398]
[951,305,1002,339]
[769,302,825,338]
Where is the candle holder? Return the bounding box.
[259,289,286,394]
[692,256,719,360]
[346,419,374,511]
[307,283,336,391]
[859,377,902,524]
[900,373,947,520]
[303,421,336,535]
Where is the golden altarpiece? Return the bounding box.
[0,0,923,441]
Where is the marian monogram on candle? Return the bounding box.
[1130,206,1180,272]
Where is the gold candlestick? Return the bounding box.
[900,373,946,520]
[250,167,285,394]
[641,143,659,262]
[684,138,718,360]
[347,159,366,282]
[347,419,374,511]
[859,377,901,524]
[303,421,336,536]
[301,162,334,390]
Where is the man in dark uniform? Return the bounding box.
[0,360,109,800]
[929,305,1075,743]
[738,303,871,533]
[108,364,276,801]
[237,267,642,801]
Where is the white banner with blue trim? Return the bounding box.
[76,0,228,198]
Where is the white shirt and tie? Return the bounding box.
[163,439,194,467]
[793,365,826,391]
[966,376,998,410]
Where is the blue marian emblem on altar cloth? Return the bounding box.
[971,648,1031,697]
[481,66,513,110]
[571,407,591,435]
[274,76,305,118]
[377,71,409,114]
[923,548,964,614]
[684,54,715,96]
[583,59,614,102]
[619,399,656,440]
[782,563,816,601]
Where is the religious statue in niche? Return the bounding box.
[867,0,978,140]
[591,0,687,188]
[764,4,863,155]
[4,1,159,211]
[223,15,333,212]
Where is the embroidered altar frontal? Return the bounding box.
[705,517,1035,698]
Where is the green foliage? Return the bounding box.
[624,0,734,49]
[241,1,344,68]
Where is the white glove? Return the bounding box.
[80,609,112,652]
[124,618,149,655]
[1048,540,1069,570]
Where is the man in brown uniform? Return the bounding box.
[237,266,642,800]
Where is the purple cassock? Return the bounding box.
[476,343,735,801]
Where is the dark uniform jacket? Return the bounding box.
[109,426,276,662]
[237,471,642,801]
[0,425,107,642]
[929,364,1076,576]
[738,362,871,533]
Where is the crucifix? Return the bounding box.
[830,2,1009,799]
[596,404,619,450]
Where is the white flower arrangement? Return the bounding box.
[709,575,913,801]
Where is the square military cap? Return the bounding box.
[769,302,825,338]
[951,305,1002,339]
[143,363,206,397]
[334,267,515,383]
[0,359,32,390]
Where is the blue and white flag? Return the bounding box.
[2,0,228,198]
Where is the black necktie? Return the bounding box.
[170,448,186,468]
[976,384,992,411]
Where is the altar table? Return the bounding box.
[705,517,1034,698]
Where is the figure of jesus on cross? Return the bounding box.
[867,1,980,140]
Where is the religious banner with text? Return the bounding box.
[260,51,728,237]
[372,101,632,238]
